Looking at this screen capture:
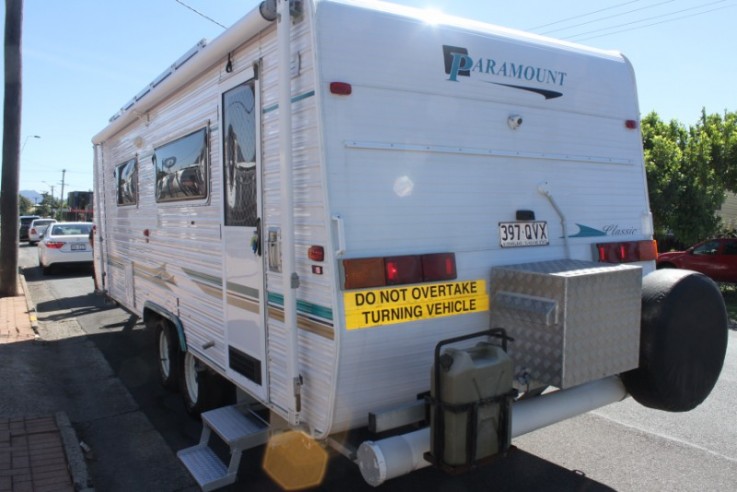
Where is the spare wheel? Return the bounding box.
[621,269,728,412]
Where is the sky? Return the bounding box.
[3,0,736,196]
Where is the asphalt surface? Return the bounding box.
[14,244,737,491]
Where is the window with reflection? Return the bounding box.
[153,128,209,202]
[223,81,257,226]
[115,158,138,206]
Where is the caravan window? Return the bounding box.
[153,128,209,202]
[115,158,138,206]
[223,81,257,226]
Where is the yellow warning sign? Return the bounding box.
[344,280,488,330]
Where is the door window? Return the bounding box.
[223,82,257,226]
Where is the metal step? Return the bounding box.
[177,445,233,492]
[202,405,269,448]
[178,405,271,491]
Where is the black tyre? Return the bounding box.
[180,352,234,417]
[156,319,181,391]
[622,269,728,412]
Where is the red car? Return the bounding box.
[657,238,737,282]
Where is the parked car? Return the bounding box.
[656,238,737,282]
[37,221,94,275]
[27,218,56,246]
[19,215,40,242]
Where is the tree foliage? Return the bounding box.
[34,193,61,219]
[18,194,33,215]
[642,110,737,247]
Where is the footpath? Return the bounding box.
[0,273,89,492]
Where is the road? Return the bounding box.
[18,245,737,491]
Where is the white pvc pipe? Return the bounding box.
[511,375,627,437]
[357,377,628,487]
[357,428,429,487]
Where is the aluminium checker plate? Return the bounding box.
[489,259,642,389]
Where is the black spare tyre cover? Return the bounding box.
[622,269,728,412]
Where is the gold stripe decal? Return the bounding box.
[268,306,334,341]
[344,280,489,330]
[228,293,260,314]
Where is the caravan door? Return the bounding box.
[221,69,267,400]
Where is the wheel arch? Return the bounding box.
[143,301,187,353]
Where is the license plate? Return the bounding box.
[71,243,86,251]
[499,221,549,248]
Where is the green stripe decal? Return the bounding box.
[263,90,316,114]
[226,281,260,300]
[268,292,333,321]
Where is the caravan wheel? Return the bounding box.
[180,352,234,417]
[156,320,180,391]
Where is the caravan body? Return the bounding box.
[93,0,651,436]
[92,0,725,488]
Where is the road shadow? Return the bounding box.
[23,263,93,280]
[34,293,117,322]
[24,265,115,321]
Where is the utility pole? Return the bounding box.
[0,0,24,297]
[60,168,66,205]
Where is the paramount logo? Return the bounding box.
[442,45,567,100]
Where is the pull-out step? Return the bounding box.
[178,405,270,491]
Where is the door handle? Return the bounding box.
[251,217,262,256]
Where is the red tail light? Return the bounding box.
[597,240,657,263]
[308,245,325,262]
[45,241,65,249]
[422,252,457,281]
[343,252,457,290]
[384,255,423,285]
[330,82,352,95]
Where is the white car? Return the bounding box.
[37,221,94,274]
[27,218,56,246]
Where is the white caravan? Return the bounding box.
[92,0,728,489]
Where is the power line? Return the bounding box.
[539,0,676,36]
[566,0,730,41]
[527,0,641,31]
[573,4,733,41]
[173,0,226,29]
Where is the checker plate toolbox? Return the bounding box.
[490,259,642,389]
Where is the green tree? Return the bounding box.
[642,111,727,246]
[18,194,33,215]
[697,110,737,193]
[35,192,60,219]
